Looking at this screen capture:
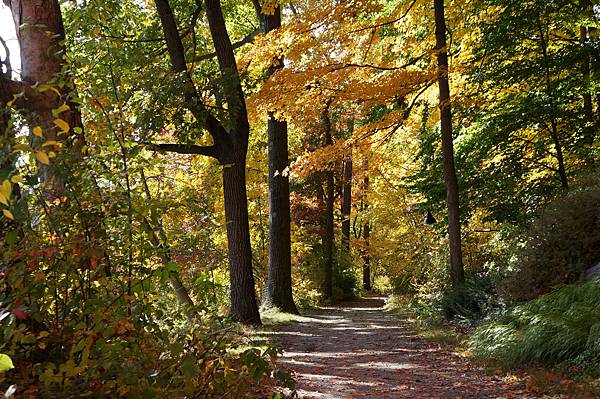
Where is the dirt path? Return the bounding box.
[263,297,534,399]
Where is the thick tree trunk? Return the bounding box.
[341,155,352,251]
[222,151,261,325]
[264,114,298,313]
[5,0,83,200]
[257,5,298,314]
[433,0,465,288]
[205,0,262,325]
[155,0,261,325]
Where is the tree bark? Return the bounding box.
[205,0,260,325]
[4,0,84,200]
[255,4,298,314]
[361,160,371,291]
[580,0,595,146]
[362,220,371,291]
[322,106,334,300]
[433,0,465,288]
[341,155,352,251]
[154,0,261,325]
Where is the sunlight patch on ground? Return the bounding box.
[258,330,317,337]
[353,361,419,370]
[282,359,319,367]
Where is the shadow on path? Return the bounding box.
[259,297,534,399]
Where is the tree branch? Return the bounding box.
[205,0,249,133]
[0,36,12,79]
[192,29,259,62]
[148,143,220,158]
[154,0,226,143]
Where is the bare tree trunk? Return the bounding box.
[322,106,334,300]
[361,160,371,291]
[4,0,84,200]
[341,155,352,251]
[362,221,371,291]
[536,18,569,190]
[140,169,195,316]
[154,0,261,325]
[580,0,595,146]
[433,0,465,288]
[255,4,298,314]
[221,155,261,324]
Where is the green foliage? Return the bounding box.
[438,273,504,325]
[503,175,600,301]
[470,280,600,377]
[331,250,359,301]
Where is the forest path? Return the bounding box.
[262,296,535,399]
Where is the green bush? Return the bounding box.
[469,279,600,376]
[438,273,504,325]
[503,175,600,301]
[332,259,358,301]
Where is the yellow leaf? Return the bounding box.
[48,151,56,158]
[33,126,43,137]
[10,175,23,183]
[53,118,70,133]
[38,84,61,97]
[0,193,7,206]
[42,140,58,147]
[0,180,10,200]
[2,209,14,220]
[53,103,70,116]
[35,151,50,165]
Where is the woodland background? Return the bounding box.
[1,0,600,397]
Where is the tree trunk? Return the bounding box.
[324,170,334,300]
[433,0,465,288]
[361,161,371,291]
[154,0,262,325]
[256,5,298,314]
[322,106,334,300]
[341,155,352,251]
[4,0,84,200]
[140,169,195,317]
[536,18,569,190]
[362,221,371,291]
[222,151,261,325]
[580,0,595,146]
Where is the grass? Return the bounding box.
[383,294,468,348]
[259,306,313,326]
[469,280,600,375]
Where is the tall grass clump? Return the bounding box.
[469,279,600,376]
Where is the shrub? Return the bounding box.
[319,246,358,302]
[503,175,600,301]
[469,279,600,376]
[438,273,504,325]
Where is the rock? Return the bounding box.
[583,261,600,281]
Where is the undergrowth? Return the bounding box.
[469,279,600,377]
[384,295,467,348]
